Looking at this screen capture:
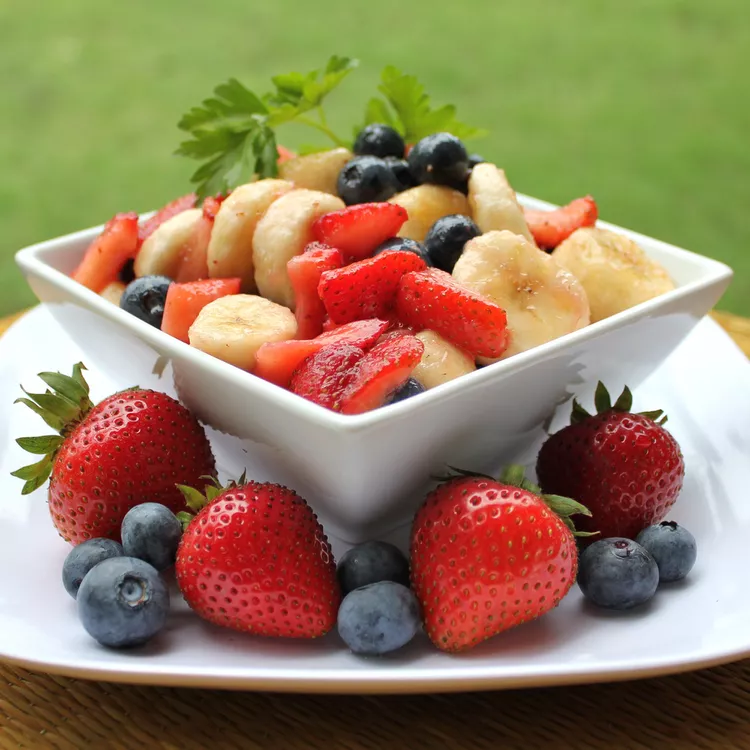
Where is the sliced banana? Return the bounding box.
[468,164,535,244]
[188,294,297,371]
[412,330,476,389]
[207,179,294,292]
[134,209,203,278]
[389,185,470,242]
[278,148,352,195]
[252,189,345,309]
[452,230,590,361]
[100,281,126,305]
[552,227,675,323]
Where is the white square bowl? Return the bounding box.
[15,194,732,543]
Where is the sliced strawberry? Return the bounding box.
[202,194,227,221]
[321,316,340,333]
[318,250,426,325]
[288,243,344,339]
[254,318,388,388]
[277,144,297,164]
[174,195,228,283]
[161,277,241,343]
[395,268,509,359]
[138,193,197,245]
[290,344,365,410]
[339,334,424,415]
[72,213,140,293]
[311,203,409,260]
[524,195,598,250]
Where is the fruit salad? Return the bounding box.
[69,59,676,414]
[14,368,697,654]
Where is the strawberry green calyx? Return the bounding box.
[570,381,667,426]
[175,470,249,529]
[498,464,596,537]
[12,363,94,495]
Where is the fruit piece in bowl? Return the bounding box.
[14,59,732,542]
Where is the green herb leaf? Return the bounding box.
[16,435,63,455]
[374,66,486,143]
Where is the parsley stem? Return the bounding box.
[296,115,348,148]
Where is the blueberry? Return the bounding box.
[77,556,169,648]
[337,156,399,206]
[120,275,171,327]
[383,157,416,192]
[62,538,124,599]
[636,521,697,583]
[119,258,136,284]
[337,541,411,595]
[121,503,182,572]
[468,153,486,168]
[578,538,659,610]
[337,581,421,655]
[408,133,469,187]
[373,237,432,266]
[387,377,426,405]
[424,214,481,272]
[354,124,406,159]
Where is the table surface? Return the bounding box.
[2,307,749,750]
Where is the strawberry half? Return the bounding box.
[288,243,344,339]
[410,465,589,652]
[175,477,340,638]
[524,195,598,250]
[138,193,197,245]
[71,213,139,293]
[174,194,228,283]
[311,203,408,260]
[319,250,426,325]
[290,344,365,410]
[12,364,216,544]
[254,318,388,388]
[339,333,424,414]
[395,268,509,359]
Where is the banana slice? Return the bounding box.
[188,294,297,370]
[468,164,535,244]
[252,189,345,309]
[100,281,126,305]
[389,185,470,242]
[279,148,352,195]
[452,230,590,361]
[552,227,675,323]
[134,209,203,278]
[207,179,294,291]
[413,330,476,389]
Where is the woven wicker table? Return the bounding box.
[2,308,749,750]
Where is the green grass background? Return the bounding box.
[1,0,748,318]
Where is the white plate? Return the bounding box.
[1,305,749,694]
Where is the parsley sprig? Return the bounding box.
[176,57,484,200]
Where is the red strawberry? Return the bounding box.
[311,203,409,260]
[138,193,197,245]
[175,477,340,638]
[254,318,388,388]
[339,334,424,414]
[72,213,139,293]
[536,383,685,541]
[319,250,426,325]
[410,465,588,652]
[161,277,242,343]
[524,195,598,250]
[396,268,509,359]
[288,243,344,339]
[12,364,216,545]
[290,344,365,410]
[175,195,228,283]
[277,144,297,164]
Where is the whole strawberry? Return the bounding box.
[175,476,341,638]
[536,383,685,541]
[12,363,216,545]
[410,466,590,652]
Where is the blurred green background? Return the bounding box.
[1,0,748,319]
